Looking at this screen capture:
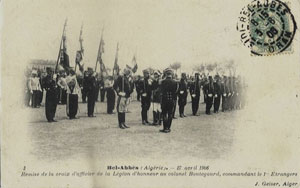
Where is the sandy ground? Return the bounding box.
[26,95,241,163]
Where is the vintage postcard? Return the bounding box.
[1,0,300,187]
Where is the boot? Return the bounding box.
[152,111,158,125]
[118,113,125,129]
[121,113,129,128]
[141,111,146,125]
[145,112,150,124]
[158,112,162,125]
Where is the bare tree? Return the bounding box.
[169,62,181,75]
[225,59,236,75]
[193,63,205,73]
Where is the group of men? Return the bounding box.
[25,66,246,133]
[129,69,246,132]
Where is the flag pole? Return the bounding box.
[95,26,104,72]
[75,24,83,72]
[55,19,67,74]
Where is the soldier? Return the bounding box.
[203,76,214,115]
[95,74,101,102]
[57,70,67,105]
[235,76,242,110]
[85,68,97,117]
[160,68,177,133]
[150,70,161,125]
[81,71,88,103]
[99,77,106,102]
[227,76,233,111]
[28,70,42,108]
[231,76,237,110]
[213,75,222,113]
[178,72,188,118]
[113,68,133,129]
[37,70,44,107]
[66,69,80,119]
[221,76,229,112]
[172,76,179,119]
[43,67,58,122]
[189,72,201,116]
[105,75,116,114]
[135,75,141,101]
[138,69,153,125]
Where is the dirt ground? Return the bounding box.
[26,96,240,163]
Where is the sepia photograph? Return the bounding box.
[1,0,300,187]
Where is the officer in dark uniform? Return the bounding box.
[213,75,222,113]
[138,69,153,125]
[221,76,229,112]
[150,71,161,125]
[100,78,106,102]
[43,67,58,122]
[178,72,188,118]
[135,75,141,101]
[81,71,88,103]
[231,76,237,110]
[227,76,233,111]
[113,68,133,129]
[160,68,177,133]
[172,78,179,119]
[85,68,97,117]
[95,74,101,102]
[105,75,116,114]
[203,76,214,115]
[189,72,201,116]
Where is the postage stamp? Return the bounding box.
[237,0,297,56]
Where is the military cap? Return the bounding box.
[143,69,150,74]
[87,67,93,73]
[163,68,173,76]
[31,70,38,75]
[123,67,131,75]
[154,70,161,75]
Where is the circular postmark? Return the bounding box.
[237,0,297,55]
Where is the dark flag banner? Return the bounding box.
[132,55,138,73]
[95,28,107,77]
[60,50,70,70]
[113,43,120,76]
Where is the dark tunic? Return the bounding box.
[189,79,201,115]
[137,77,153,121]
[160,77,177,130]
[213,81,222,112]
[85,75,97,116]
[203,81,214,114]
[43,75,58,121]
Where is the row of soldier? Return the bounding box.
[25,66,246,133]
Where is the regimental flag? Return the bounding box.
[97,36,105,63]
[59,23,70,70]
[113,43,120,76]
[75,25,84,73]
[131,55,138,73]
[60,49,70,70]
[95,28,107,76]
[75,50,84,72]
[100,58,107,76]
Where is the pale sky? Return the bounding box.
[2,0,300,76]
